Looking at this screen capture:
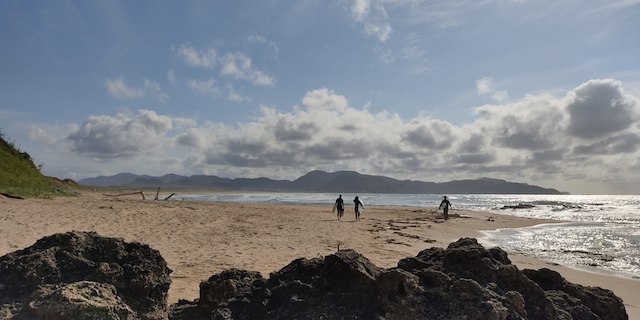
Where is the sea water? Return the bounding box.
[177,193,640,279]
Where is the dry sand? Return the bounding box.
[1,191,638,317]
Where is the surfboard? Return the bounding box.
[332,202,337,213]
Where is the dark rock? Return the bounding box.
[198,268,268,318]
[500,203,536,210]
[398,238,558,319]
[171,238,628,320]
[374,268,424,319]
[1,233,628,320]
[27,281,137,320]
[523,268,627,320]
[0,231,171,320]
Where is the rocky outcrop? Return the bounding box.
[0,231,171,320]
[523,267,627,320]
[170,238,627,320]
[26,281,136,320]
[0,233,627,320]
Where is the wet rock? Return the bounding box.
[171,238,628,320]
[0,231,171,320]
[500,203,536,210]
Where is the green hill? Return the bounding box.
[0,131,76,198]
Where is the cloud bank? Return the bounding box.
[44,78,639,194]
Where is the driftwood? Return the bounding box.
[103,191,146,200]
[103,189,177,201]
[154,188,177,201]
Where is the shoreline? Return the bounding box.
[0,191,637,317]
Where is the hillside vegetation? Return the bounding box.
[0,131,76,198]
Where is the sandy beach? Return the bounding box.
[1,191,638,317]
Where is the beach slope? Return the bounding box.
[0,191,637,317]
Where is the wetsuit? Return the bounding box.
[354,198,363,220]
[440,199,451,220]
[335,197,344,219]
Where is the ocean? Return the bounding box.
[177,192,640,279]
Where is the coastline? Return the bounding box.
[0,191,637,317]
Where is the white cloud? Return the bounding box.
[67,109,173,158]
[105,78,144,100]
[176,45,217,69]
[476,77,494,95]
[105,78,168,102]
[301,88,349,112]
[175,45,276,87]
[351,0,371,21]
[220,52,276,87]
[476,76,509,102]
[184,78,249,102]
[248,35,280,60]
[25,123,77,148]
[225,85,248,102]
[186,78,221,96]
[350,0,393,42]
[365,21,392,42]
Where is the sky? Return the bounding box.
[1,1,639,194]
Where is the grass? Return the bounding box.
[0,130,77,198]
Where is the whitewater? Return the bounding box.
[177,192,640,280]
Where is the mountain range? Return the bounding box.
[79,170,564,194]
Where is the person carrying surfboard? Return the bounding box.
[439,196,452,220]
[354,196,364,221]
[334,194,344,220]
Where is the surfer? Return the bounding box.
[439,196,452,220]
[334,194,344,220]
[354,196,364,221]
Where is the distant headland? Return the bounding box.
[79,170,565,194]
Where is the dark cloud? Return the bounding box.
[377,143,419,159]
[339,124,358,132]
[458,134,485,153]
[205,148,299,167]
[274,120,317,141]
[404,122,453,150]
[446,163,527,176]
[493,115,556,150]
[399,157,426,169]
[453,153,495,164]
[523,149,567,175]
[573,133,640,155]
[175,129,205,148]
[218,152,268,167]
[530,149,566,162]
[567,79,639,140]
[226,139,269,154]
[305,139,369,161]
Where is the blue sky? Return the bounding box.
[1,1,639,194]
